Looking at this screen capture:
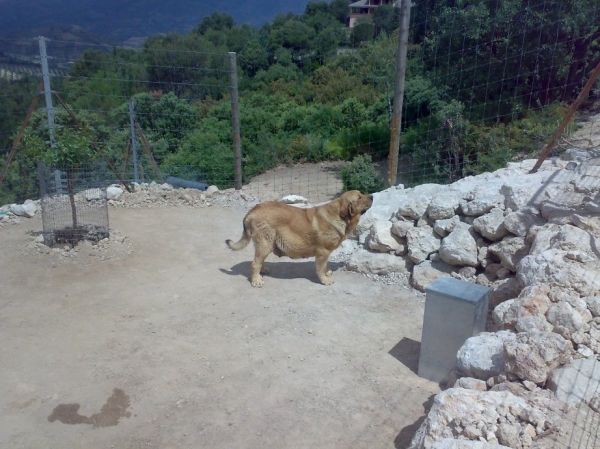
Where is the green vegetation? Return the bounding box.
[339,154,385,194]
[1,0,599,204]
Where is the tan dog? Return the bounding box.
[226,190,373,287]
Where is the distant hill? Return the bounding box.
[0,0,314,46]
[0,24,108,63]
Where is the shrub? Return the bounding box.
[332,123,391,160]
[339,154,384,194]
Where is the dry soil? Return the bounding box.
[0,204,439,449]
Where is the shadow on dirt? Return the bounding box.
[220,260,344,285]
[388,337,421,375]
[394,394,436,448]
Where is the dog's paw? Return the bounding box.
[325,270,333,276]
[251,276,264,287]
[320,278,334,285]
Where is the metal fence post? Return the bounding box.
[229,52,243,190]
[128,98,140,183]
[386,0,412,188]
[38,36,63,193]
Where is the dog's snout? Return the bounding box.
[368,194,373,201]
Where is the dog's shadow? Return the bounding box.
[220,260,345,285]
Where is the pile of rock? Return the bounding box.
[345,150,600,448]
[106,181,257,209]
[352,153,600,298]
[409,387,568,449]
[0,199,40,227]
[0,182,260,230]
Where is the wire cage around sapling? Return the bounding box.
[38,161,110,247]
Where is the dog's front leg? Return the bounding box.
[315,253,334,285]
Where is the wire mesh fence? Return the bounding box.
[398,0,600,186]
[0,37,236,204]
[0,1,599,205]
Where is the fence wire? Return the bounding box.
[38,162,110,246]
[2,3,598,205]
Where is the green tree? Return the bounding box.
[143,33,229,99]
[329,0,352,25]
[350,17,375,47]
[373,5,399,37]
[194,12,235,35]
[416,0,600,116]
[239,41,270,77]
[162,119,235,188]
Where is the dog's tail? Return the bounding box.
[226,222,252,251]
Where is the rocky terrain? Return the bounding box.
[350,151,600,448]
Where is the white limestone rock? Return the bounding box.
[411,260,457,292]
[430,439,511,449]
[367,221,402,253]
[584,296,600,317]
[439,223,478,267]
[502,209,545,238]
[548,358,600,407]
[454,377,488,391]
[408,388,564,449]
[501,285,551,329]
[472,208,508,241]
[205,185,220,196]
[489,277,521,308]
[391,217,415,238]
[488,237,531,272]
[10,201,38,218]
[280,194,308,204]
[546,302,584,333]
[406,225,442,264]
[433,216,461,238]
[518,249,600,297]
[503,331,574,385]
[106,186,123,200]
[570,213,600,233]
[456,331,516,380]
[395,184,446,220]
[501,184,538,212]
[460,194,505,217]
[426,190,463,220]
[346,249,412,275]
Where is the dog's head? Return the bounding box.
[339,190,373,220]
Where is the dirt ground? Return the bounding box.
[0,205,440,449]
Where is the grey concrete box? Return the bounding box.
[418,277,490,383]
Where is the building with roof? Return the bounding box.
[349,0,398,27]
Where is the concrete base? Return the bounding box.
[418,277,490,383]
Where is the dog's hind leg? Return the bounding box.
[315,252,334,285]
[250,238,273,287]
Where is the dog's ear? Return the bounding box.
[340,199,354,220]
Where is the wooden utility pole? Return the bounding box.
[229,52,243,189]
[529,60,600,174]
[386,0,412,187]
